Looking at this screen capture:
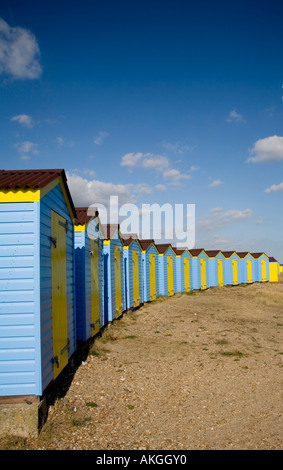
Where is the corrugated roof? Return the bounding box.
[101,223,120,240]
[0,169,76,218]
[188,249,204,256]
[222,251,235,258]
[236,252,249,258]
[251,252,265,259]
[138,239,155,251]
[74,207,99,226]
[155,243,172,254]
[0,169,64,189]
[205,250,222,257]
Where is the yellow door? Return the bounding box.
[51,211,68,379]
[247,259,253,283]
[232,259,238,285]
[269,263,278,282]
[90,238,100,336]
[133,250,140,308]
[167,256,174,296]
[261,259,267,282]
[184,257,190,292]
[114,245,123,317]
[149,253,157,300]
[218,259,223,287]
[201,258,206,290]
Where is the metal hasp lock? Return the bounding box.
[50,236,57,248]
[59,220,69,232]
[61,338,70,356]
[52,356,59,368]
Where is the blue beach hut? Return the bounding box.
[222,251,241,286]
[101,224,125,322]
[188,249,209,290]
[139,239,159,302]
[236,252,254,284]
[155,244,177,297]
[172,247,192,293]
[74,207,104,343]
[205,250,225,288]
[0,169,76,399]
[251,253,269,283]
[121,234,143,310]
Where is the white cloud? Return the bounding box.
[133,183,153,195]
[11,114,34,128]
[94,131,109,145]
[190,165,200,172]
[247,135,283,163]
[15,140,38,156]
[121,152,169,172]
[155,184,167,191]
[0,18,42,79]
[161,141,195,154]
[66,173,135,207]
[163,168,191,185]
[208,179,223,188]
[198,207,253,231]
[264,182,283,193]
[226,109,246,123]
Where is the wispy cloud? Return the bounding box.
[121,152,169,172]
[198,207,253,231]
[15,140,38,160]
[264,182,283,193]
[0,18,42,80]
[208,179,223,188]
[94,131,109,145]
[247,135,283,163]
[226,109,246,123]
[11,114,34,128]
[163,168,191,186]
[161,141,195,154]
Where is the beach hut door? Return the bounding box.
[51,211,68,379]
[218,259,223,287]
[201,258,206,290]
[184,257,190,292]
[90,239,100,336]
[167,256,174,296]
[114,246,123,318]
[232,259,238,285]
[133,250,140,307]
[247,259,252,283]
[149,253,157,300]
[261,259,267,282]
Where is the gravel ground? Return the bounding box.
[2,277,283,450]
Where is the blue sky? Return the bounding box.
[0,0,283,261]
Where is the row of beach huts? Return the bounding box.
[0,169,282,406]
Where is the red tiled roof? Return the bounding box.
[188,249,204,256]
[101,224,120,240]
[0,169,76,217]
[155,243,172,254]
[74,207,98,226]
[138,239,155,251]
[0,169,64,189]
[205,250,222,257]
[236,252,249,258]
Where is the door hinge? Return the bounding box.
[50,236,57,248]
[51,356,59,368]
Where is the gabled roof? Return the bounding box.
[0,169,64,189]
[138,239,155,251]
[155,243,172,254]
[172,247,186,255]
[74,206,98,226]
[0,169,76,219]
[205,250,222,257]
[222,251,236,258]
[236,252,250,259]
[251,252,266,259]
[269,257,278,263]
[188,248,205,257]
[101,223,120,240]
[121,233,139,247]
